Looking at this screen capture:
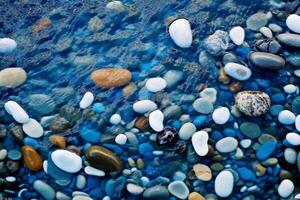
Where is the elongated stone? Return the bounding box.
[21,146,42,171]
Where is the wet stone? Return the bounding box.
[49,135,66,148]
[91,68,132,88]
[49,116,71,133]
[27,94,56,116]
[157,127,178,146]
[8,123,24,142]
[277,33,300,48]
[143,185,169,200]
[255,39,281,54]
[249,52,286,70]
[21,146,42,171]
[240,122,261,139]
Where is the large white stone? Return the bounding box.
[145,77,167,92]
[133,100,157,114]
[215,170,234,197]
[4,100,30,124]
[179,122,197,140]
[286,132,300,146]
[22,118,44,138]
[229,26,245,45]
[286,14,300,34]
[84,166,105,177]
[169,18,193,48]
[191,131,209,156]
[212,107,230,125]
[0,68,27,88]
[79,92,94,109]
[115,134,127,145]
[149,110,164,132]
[51,150,82,173]
[278,179,294,198]
[0,38,17,53]
[278,110,295,125]
[110,114,121,125]
[224,63,252,81]
[216,137,238,153]
[284,148,297,164]
[283,84,297,94]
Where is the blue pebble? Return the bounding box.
[105,176,126,199]
[90,188,104,199]
[256,141,277,160]
[237,167,255,181]
[8,149,22,160]
[139,143,153,155]
[223,128,236,137]
[211,131,223,141]
[24,137,41,149]
[92,103,105,113]
[172,120,182,129]
[193,115,207,127]
[87,176,101,189]
[271,93,286,103]
[79,125,101,143]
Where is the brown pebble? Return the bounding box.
[255,163,266,176]
[196,83,206,91]
[219,67,230,84]
[193,163,212,181]
[66,145,81,155]
[188,192,205,200]
[49,116,71,133]
[91,68,132,88]
[49,135,66,148]
[135,117,150,131]
[229,82,242,93]
[32,18,51,32]
[122,83,136,97]
[21,146,42,171]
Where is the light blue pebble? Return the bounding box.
[92,103,105,113]
[8,149,22,160]
[173,171,186,181]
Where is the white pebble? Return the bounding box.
[278,179,294,198]
[179,122,197,140]
[224,62,252,81]
[168,18,193,48]
[200,87,217,103]
[284,148,297,164]
[286,132,300,146]
[260,27,273,38]
[43,160,48,174]
[4,101,30,124]
[229,26,245,45]
[84,166,105,177]
[22,118,44,138]
[191,131,209,156]
[133,100,157,114]
[216,137,238,153]
[5,176,16,182]
[278,110,295,125]
[295,115,300,132]
[51,150,82,173]
[126,183,144,196]
[110,114,121,125]
[79,92,94,109]
[283,84,297,94]
[215,170,234,197]
[145,77,167,92]
[149,110,164,132]
[240,139,251,148]
[212,107,230,125]
[115,134,127,145]
[286,14,300,34]
[0,38,17,53]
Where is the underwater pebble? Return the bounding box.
[278,110,295,125]
[4,101,30,124]
[143,185,169,199]
[76,175,86,189]
[33,180,55,200]
[229,26,245,45]
[133,100,157,113]
[145,77,167,92]
[295,115,300,132]
[0,68,27,88]
[284,148,297,164]
[193,163,212,181]
[168,181,189,199]
[179,122,196,140]
[21,146,42,171]
[163,70,183,88]
[278,33,300,48]
[56,191,71,200]
[246,12,271,31]
[224,62,252,81]
[260,27,273,38]
[168,18,193,48]
[79,92,94,109]
[0,38,17,53]
[215,170,234,197]
[204,30,229,56]
[22,118,44,138]
[286,14,300,34]
[51,150,82,173]
[240,139,251,148]
[91,68,131,88]
[149,110,164,132]
[157,127,178,145]
[115,134,127,145]
[278,179,294,198]
[126,183,144,196]
[256,141,277,160]
[192,131,209,156]
[249,52,286,70]
[193,98,213,114]
[240,122,261,138]
[216,137,238,153]
[212,107,230,125]
[84,166,105,177]
[110,114,121,125]
[200,87,217,103]
[286,132,300,146]
[283,84,297,94]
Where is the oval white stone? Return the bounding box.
[229,26,245,45]
[4,101,30,124]
[286,14,300,34]
[240,139,251,148]
[84,166,105,177]
[215,170,234,197]
[191,131,209,156]
[149,110,164,132]
[278,179,294,198]
[51,150,82,173]
[115,134,127,145]
[169,18,193,48]
[286,132,300,146]
[200,87,217,103]
[212,107,230,125]
[224,63,252,81]
[278,110,295,125]
[283,84,297,94]
[295,115,300,132]
[179,122,197,140]
[0,38,17,53]
[216,137,238,153]
[110,114,121,125]
[284,148,297,164]
[126,183,144,196]
[79,92,94,109]
[145,77,167,92]
[22,118,44,138]
[133,100,157,114]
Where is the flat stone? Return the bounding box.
[143,185,169,199]
[277,33,300,48]
[168,18,193,48]
[28,94,56,116]
[168,181,189,199]
[91,68,131,88]
[246,12,270,31]
[216,137,238,153]
[240,122,261,139]
[51,150,82,173]
[0,68,27,88]
[179,122,197,140]
[249,52,286,70]
[33,180,55,200]
[193,98,214,114]
[22,118,44,138]
[126,183,144,196]
[193,163,212,181]
[256,141,277,160]
[224,63,252,81]
[215,170,234,197]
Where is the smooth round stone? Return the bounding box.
[7,149,21,160]
[288,53,300,67]
[246,12,270,31]
[0,68,27,88]
[163,70,183,88]
[193,98,213,114]
[179,122,196,140]
[76,175,86,190]
[4,101,30,124]
[278,110,295,125]
[143,185,169,199]
[212,107,230,125]
[168,181,189,199]
[278,179,294,198]
[240,122,261,139]
[149,110,164,132]
[91,68,131,88]
[28,94,56,115]
[268,23,282,33]
[193,163,212,181]
[286,132,300,146]
[200,88,217,103]
[84,166,105,177]
[110,114,121,125]
[145,77,167,92]
[21,146,42,171]
[224,63,251,81]
[277,33,300,48]
[295,115,300,132]
[259,27,273,38]
[286,14,300,34]
[126,183,144,196]
[240,139,252,148]
[229,26,245,45]
[115,134,127,145]
[249,52,286,70]
[0,149,7,160]
[51,150,82,173]
[283,84,297,94]
[168,18,193,48]
[22,119,44,138]
[215,170,234,197]
[284,148,297,164]
[79,92,94,109]
[256,141,277,160]
[0,38,17,53]
[216,137,238,153]
[33,180,56,200]
[56,191,71,200]
[192,131,209,156]
[49,135,66,148]
[133,100,157,114]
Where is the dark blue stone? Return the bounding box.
[256,141,277,160]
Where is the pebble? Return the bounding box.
[168,181,189,199]
[91,68,131,88]
[284,148,297,164]
[188,192,205,200]
[7,149,21,160]
[278,179,294,198]
[22,118,44,138]
[143,185,169,199]
[268,23,282,33]
[51,150,82,173]
[28,94,56,115]
[215,170,234,197]
[249,52,286,70]
[56,191,71,200]
[224,62,252,81]
[115,134,127,145]
[286,132,300,146]
[0,149,7,160]
[21,146,42,171]
[79,92,94,109]
[110,114,121,125]
[259,27,273,38]
[126,183,144,196]
[76,175,86,190]
[133,100,157,114]
[0,38,17,53]
[212,107,230,125]
[149,110,164,132]
[229,26,245,45]
[193,163,212,181]
[255,39,281,54]
[168,18,193,48]
[4,101,30,124]
[192,131,209,156]
[216,137,238,153]
[240,122,261,139]
[200,88,217,103]
[157,127,178,145]
[193,98,214,114]
[246,12,271,31]
[293,97,300,114]
[179,122,196,140]
[84,166,105,177]
[33,180,56,200]
[0,68,27,88]
[235,91,271,116]
[277,33,300,48]
[204,30,229,56]
[240,139,252,148]
[163,70,183,88]
[85,145,123,173]
[286,14,300,34]
[278,110,295,125]
[145,77,167,92]
[256,141,277,160]
[49,135,66,148]
[283,84,297,94]
[295,115,300,132]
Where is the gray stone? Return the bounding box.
[246,12,271,31]
[33,180,56,200]
[288,53,300,67]
[163,105,181,120]
[163,70,183,88]
[204,30,229,56]
[143,185,169,200]
[277,33,300,48]
[255,39,281,54]
[28,94,56,116]
[193,98,214,114]
[240,122,261,139]
[249,52,286,70]
[76,175,86,190]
